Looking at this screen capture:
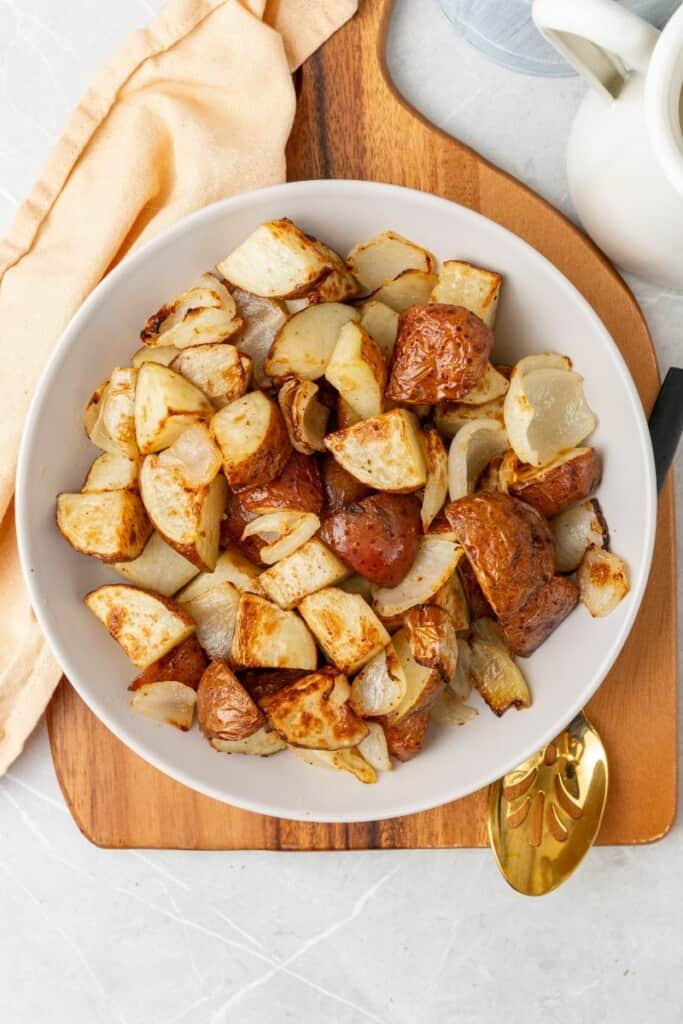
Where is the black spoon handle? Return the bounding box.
[648,367,683,496]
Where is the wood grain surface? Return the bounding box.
[46,0,677,849]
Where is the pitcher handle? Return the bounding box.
[532,0,659,99]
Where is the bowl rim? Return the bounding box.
[15,178,657,822]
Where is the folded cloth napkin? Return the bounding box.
[0,0,357,775]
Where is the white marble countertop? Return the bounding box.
[1,2,681,1021]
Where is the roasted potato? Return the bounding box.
[82,452,139,493]
[134,362,212,455]
[212,390,291,491]
[57,491,151,563]
[390,627,445,721]
[85,584,195,669]
[324,408,427,493]
[368,269,437,312]
[139,455,227,571]
[509,447,602,517]
[298,588,390,675]
[171,343,251,405]
[387,304,493,404]
[350,642,407,717]
[458,558,494,620]
[129,635,207,691]
[336,397,363,430]
[141,273,241,348]
[130,681,197,731]
[470,619,531,716]
[230,593,317,670]
[260,669,368,750]
[320,453,371,516]
[264,302,360,380]
[278,379,330,455]
[458,363,509,405]
[113,531,199,596]
[324,321,387,421]
[132,345,180,368]
[446,492,554,617]
[498,575,579,657]
[577,545,629,617]
[358,300,399,359]
[429,572,470,632]
[84,369,138,457]
[379,707,431,762]
[419,424,448,531]
[371,536,463,618]
[230,287,287,388]
[178,580,240,660]
[403,605,458,681]
[240,668,305,704]
[197,660,265,741]
[429,260,501,328]
[346,231,435,292]
[217,218,335,298]
[551,499,609,573]
[239,451,323,515]
[259,538,350,609]
[301,239,361,304]
[319,492,421,587]
[178,548,263,601]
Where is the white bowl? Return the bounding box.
[16,180,656,823]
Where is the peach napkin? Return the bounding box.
[0,0,357,775]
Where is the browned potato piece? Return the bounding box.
[379,708,431,762]
[320,454,371,516]
[171,344,251,405]
[403,605,458,681]
[319,492,421,587]
[298,588,390,675]
[324,408,427,493]
[85,585,195,669]
[303,239,361,304]
[387,304,493,405]
[498,575,580,657]
[240,451,323,515]
[324,322,387,421]
[429,260,501,328]
[56,491,151,563]
[260,669,368,749]
[197,660,265,741]
[446,492,554,617]
[217,218,334,299]
[509,447,602,518]
[458,559,494,620]
[230,593,318,670]
[129,635,207,691]
[212,391,291,491]
[240,668,305,704]
[134,363,212,455]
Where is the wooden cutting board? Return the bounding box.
[46,0,677,849]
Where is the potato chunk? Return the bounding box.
[325,321,387,421]
[259,538,350,609]
[298,588,390,675]
[113,531,199,596]
[368,269,437,312]
[217,218,335,298]
[211,391,291,491]
[230,594,317,670]
[498,575,579,657]
[141,273,241,349]
[347,231,435,291]
[429,260,501,328]
[85,585,195,669]
[134,362,212,455]
[57,491,151,563]
[260,670,368,750]
[171,343,251,405]
[324,408,427,492]
[197,660,264,741]
[82,452,139,493]
[130,635,207,691]
[359,300,399,359]
[130,681,197,731]
[403,605,458,681]
[264,302,360,381]
[509,447,602,518]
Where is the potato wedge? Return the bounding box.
[85,584,195,669]
[430,690,478,726]
[324,408,427,493]
[178,548,263,601]
[298,588,390,675]
[504,365,597,467]
[211,728,286,756]
[347,230,435,292]
[197,660,264,741]
[57,491,151,563]
[211,391,291,491]
[429,573,470,633]
[217,218,335,298]
[458,363,509,405]
[129,635,207,691]
[387,304,493,404]
[498,575,579,656]
[403,605,458,681]
[291,745,377,783]
[230,593,317,670]
[447,418,509,501]
[259,538,350,609]
[446,492,554,617]
[141,273,241,348]
[130,681,197,731]
[325,321,387,421]
[509,447,602,517]
[470,618,531,715]
[302,239,361,304]
[230,287,287,388]
[434,395,506,438]
[82,452,139,493]
[577,546,629,617]
[368,269,438,312]
[260,670,368,750]
[264,302,360,381]
[134,362,212,455]
[278,379,329,455]
[389,627,445,722]
[420,424,448,530]
[239,668,304,703]
[380,708,431,762]
[178,581,240,660]
[551,499,609,573]
[372,536,463,619]
[357,722,392,772]
[139,456,227,571]
[132,345,180,368]
[359,300,399,359]
[171,343,250,405]
[239,450,323,516]
[85,370,139,457]
[112,531,199,596]
[350,642,407,717]
[458,558,494,620]
[429,260,502,328]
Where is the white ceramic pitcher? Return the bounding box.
[533,0,683,288]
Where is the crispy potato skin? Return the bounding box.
[239,669,305,704]
[387,304,492,404]
[197,660,264,741]
[446,493,555,617]
[129,635,207,691]
[225,398,291,492]
[320,454,371,516]
[498,575,579,657]
[378,701,441,762]
[319,493,421,587]
[260,668,368,749]
[240,451,323,516]
[509,448,602,517]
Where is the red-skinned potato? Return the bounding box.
[387,304,493,404]
[197,660,265,741]
[378,708,431,762]
[498,575,579,657]
[319,492,421,587]
[240,451,323,516]
[212,391,291,491]
[320,453,371,516]
[446,492,554,617]
[129,635,207,691]
[239,668,305,704]
[509,447,602,517]
[458,559,494,620]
